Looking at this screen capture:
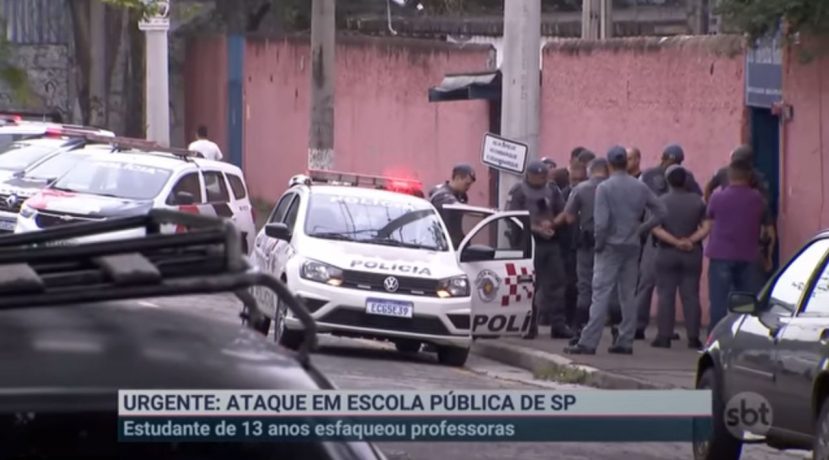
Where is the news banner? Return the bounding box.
[118,390,712,442]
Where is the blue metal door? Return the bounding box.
[750,107,781,268]
[227,34,245,169]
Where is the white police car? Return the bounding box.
[251,170,534,367]
[15,136,257,253]
[0,126,116,232]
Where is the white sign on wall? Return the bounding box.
[481,133,528,175]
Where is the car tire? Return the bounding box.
[394,340,421,354]
[274,297,303,350]
[437,346,469,367]
[693,368,743,460]
[814,398,829,460]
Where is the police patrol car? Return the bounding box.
[14,134,257,253]
[251,170,535,367]
[0,126,116,232]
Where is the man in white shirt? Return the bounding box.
[188,125,223,161]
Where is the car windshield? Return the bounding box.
[51,160,172,200]
[305,192,449,251]
[25,152,91,181]
[0,140,64,171]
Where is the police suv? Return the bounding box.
[15,135,257,253]
[0,126,116,232]
[251,170,534,367]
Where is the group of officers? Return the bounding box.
[429,142,772,355]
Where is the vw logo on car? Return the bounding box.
[5,194,18,209]
[383,276,399,293]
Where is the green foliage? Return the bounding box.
[717,0,829,42]
[0,18,32,105]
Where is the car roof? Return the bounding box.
[73,148,246,176]
[6,137,72,149]
[307,184,431,205]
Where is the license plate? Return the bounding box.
[0,220,15,231]
[365,298,413,318]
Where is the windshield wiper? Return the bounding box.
[50,186,78,193]
[371,238,439,251]
[308,232,356,242]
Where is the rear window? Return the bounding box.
[227,173,247,200]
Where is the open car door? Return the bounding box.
[454,209,534,338]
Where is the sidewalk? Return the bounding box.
[472,326,700,389]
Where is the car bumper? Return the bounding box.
[0,210,17,233]
[283,277,472,348]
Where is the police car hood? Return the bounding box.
[0,175,51,198]
[302,238,461,279]
[26,189,153,218]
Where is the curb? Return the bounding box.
[471,340,678,390]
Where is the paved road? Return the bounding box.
[150,294,810,460]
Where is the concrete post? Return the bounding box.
[308,0,336,170]
[498,0,541,208]
[600,0,613,39]
[138,0,171,146]
[581,0,600,40]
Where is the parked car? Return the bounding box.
[15,137,256,253]
[0,114,112,152]
[0,209,385,459]
[0,145,112,232]
[694,231,829,459]
[250,169,534,367]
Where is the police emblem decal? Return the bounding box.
[475,269,501,303]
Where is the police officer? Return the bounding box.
[553,158,614,339]
[506,160,574,339]
[564,146,666,355]
[635,144,701,340]
[649,165,705,350]
[429,164,476,247]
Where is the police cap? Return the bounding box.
[526,160,548,175]
[663,144,685,164]
[606,145,627,167]
[452,163,476,181]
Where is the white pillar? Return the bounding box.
[138,0,171,146]
[498,0,541,209]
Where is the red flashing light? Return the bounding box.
[44,126,64,137]
[307,169,424,197]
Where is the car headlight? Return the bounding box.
[300,260,343,286]
[19,204,35,218]
[437,275,470,298]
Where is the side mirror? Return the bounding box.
[173,191,196,205]
[265,222,292,241]
[728,292,758,315]
[460,244,496,263]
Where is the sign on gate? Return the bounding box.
[481,133,528,175]
[745,28,783,108]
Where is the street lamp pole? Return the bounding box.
[138,0,171,146]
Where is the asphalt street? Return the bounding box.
[148,294,811,460]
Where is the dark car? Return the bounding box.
[0,210,385,459]
[694,232,829,460]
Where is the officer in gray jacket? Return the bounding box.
[564,146,666,355]
[506,160,573,339]
[635,144,701,340]
[553,158,621,338]
[429,164,476,248]
[649,165,705,350]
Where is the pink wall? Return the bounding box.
[540,36,746,171]
[242,36,491,204]
[184,36,229,153]
[539,36,748,325]
[779,37,829,260]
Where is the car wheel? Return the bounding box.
[437,346,469,367]
[693,368,743,460]
[274,296,303,350]
[394,340,421,354]
[814,398,829,460]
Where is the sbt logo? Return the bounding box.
[724,392,773,439]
